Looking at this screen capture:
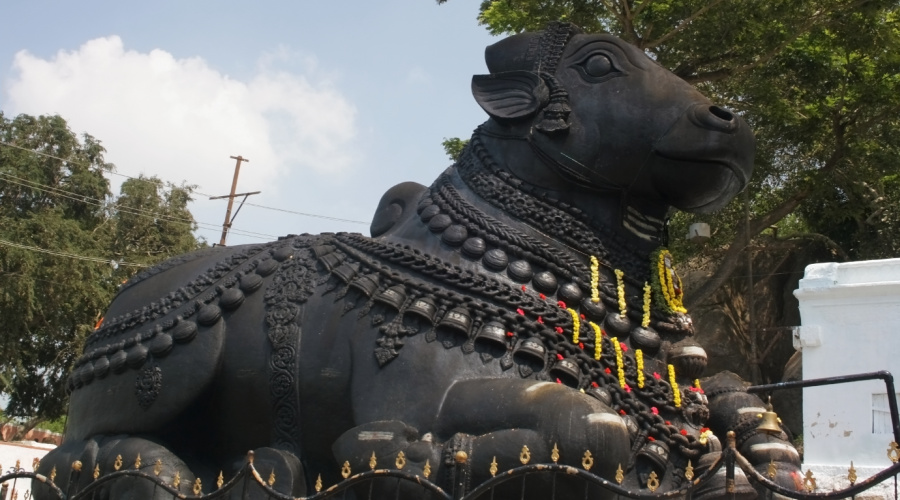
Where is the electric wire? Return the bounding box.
[0,238,147,267]
[0,141,369,225]
[0,171,277,240]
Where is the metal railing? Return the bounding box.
[4,371,900,499]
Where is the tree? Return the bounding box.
[0,112,202,436]
[442,0,900,307]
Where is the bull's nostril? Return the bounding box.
[709,105,734,122]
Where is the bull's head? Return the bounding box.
[472,23,754,236]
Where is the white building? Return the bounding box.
[794,258,900,495]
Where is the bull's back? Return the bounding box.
[65,241,289,443]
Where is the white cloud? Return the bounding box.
[4,36,359,197]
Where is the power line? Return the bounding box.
[0,171,277,240]
[1,141,369,225]
[0,238,147,267]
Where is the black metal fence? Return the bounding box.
[4,439,900,500]
[5,371,900,499]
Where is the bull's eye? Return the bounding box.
[573,52,622,82]
[584,54,613,77]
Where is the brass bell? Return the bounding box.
[374,285,407,310]
[474,322,508,348]
[348,274,379,297]
[405,297,438,324]
[757,398,783,435]
[438,307,473,335]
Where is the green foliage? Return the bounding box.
[466,0,900,304]
[0,112,202,424]
[441,137,470,162]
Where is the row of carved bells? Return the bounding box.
[341,272,583,385]
[336,267,762,497]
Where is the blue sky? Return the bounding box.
[1,1,498,246]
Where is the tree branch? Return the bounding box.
[644,0,727,50]
[681,0,877,84]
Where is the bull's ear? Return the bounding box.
[472,71,548,121]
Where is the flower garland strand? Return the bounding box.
[615,269,626,315]
[590,256,600,304]
[567,308,581,344]
[641,282,652,327]
[668,364,681,407]
[694,379,702,391]
[613,337,626,388]
[636,349,645,388]
[589,321,603,360]
[656,250,687,314]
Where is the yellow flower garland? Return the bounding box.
[694,379,702,391]
[636,349,645,389]
[614,269,626,315]
[590,256,600,304]
[641,282,652,328]
[589,321,603,360]
[657,250,687,314]
[567,308,581,344]
[613,337,625,388]
[668,364,681,407]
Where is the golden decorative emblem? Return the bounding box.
[32,458,40,471]
[113,455,123,471]
[369,452,378,470]
[15,459,20,470]
[726,478,735,493]
[848,461,857,485]
[582,451,594,471]
[72,460,83,472]
[767,459,777,480]
[615,464,624,484]
[684,460,694,481]
[489,457,498,477]
[520,445,531,465]
[551,443,560,463]
[341,461,351,479]
[93,464,100,480]
[647,471,660,492]
[134,454,142,470]
[395,451,407,470]
[455,451,468,464]
[217,471,224,489]
[192,478,202,496]
[173,471,182,489]
[424,459,432,479]
[888,442,900,463]
[803,470,816,492]
[267,470,276,486]
[154,459,163,476]
[315,474,323,492]
[49,466,57,483]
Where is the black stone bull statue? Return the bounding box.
[36,23,803,499]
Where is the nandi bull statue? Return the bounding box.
[36,23,803,499]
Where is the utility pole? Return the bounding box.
[211,155,260,246]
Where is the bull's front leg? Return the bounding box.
[332,377,629,499]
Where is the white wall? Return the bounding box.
[0,441,55,500]
[794,258,900,468]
